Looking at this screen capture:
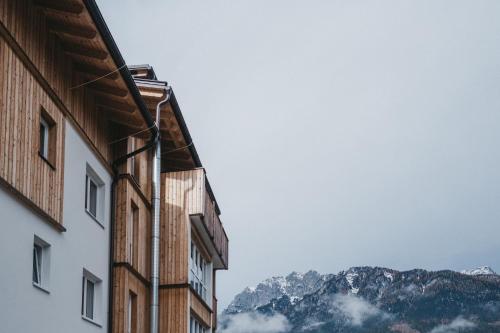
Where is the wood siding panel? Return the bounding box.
[0,0,120,226]
[190,289,212,327]
[159,288,188,333]
[161,169,228,270]
[113,266,150,333]
[159,171,195,285]
[0,0,113,164]
[0,36,65,224]
[114,177,151,280]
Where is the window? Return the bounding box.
[82,269,102,324]
[39,117,49,159]
[32,236,50,291]
[33,244,42,284]
[85,164,105,224]
[84,279,95,319]
[86,175,98,217]
[130,138,140,182]
[127,291,137,333]
[190,316,208,333]
[39,108,56,166]
[189,241,211,302]
[129,201,139,266]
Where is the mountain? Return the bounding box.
[220,267,500,333]
[224,270,332,314]
[461,266,497,276]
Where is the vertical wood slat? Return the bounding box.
[112,266,149,333]
[113,177,151,279]
[0,0,115,226]
[0,36,64,224]
[159,169,226,332]
[159,288,188,333]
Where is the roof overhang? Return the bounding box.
[33,0,157,138]
[133,78,203,171]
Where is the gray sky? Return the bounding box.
[98,0,500,309]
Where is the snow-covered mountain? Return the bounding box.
[224,270,332,314]
[221,266,500,333]
[461,266,497,276]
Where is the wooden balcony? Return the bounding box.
[162,168,229,270]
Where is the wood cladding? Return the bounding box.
[0,0,114,164]
[190,289,212,327]
[0,0,127,226]
[160,170,193,285]
[159,288,188,333]
[114,177,151,281]
[161,168,228,270]
[113,266,150,333]
[0,36,65,224]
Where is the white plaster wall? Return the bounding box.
[0,120,111,332]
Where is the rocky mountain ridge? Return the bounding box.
[224,270,332,314]
[221,266,500,333]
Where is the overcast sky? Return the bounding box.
[97,0,500,309]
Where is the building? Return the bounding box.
[0,1,228,333]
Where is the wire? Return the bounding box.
[107,123,158,145]
[162,142,193,155]
[70,64,127,90]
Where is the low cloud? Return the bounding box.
[429,317,476,333]
[219,312,290,333]
[332,294,385,326]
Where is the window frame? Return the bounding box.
[127,291,137,333]
[130,138,140,183]
[86,175,98,218]
[129,201,139,266]
[32,235,50,293]
[32,243,42,285]
[38,108,56,168]
[189,240,211,302]
[85,164,105,226]
[190,315,208,333]
[81,269,102,326]
[39,117,49,159]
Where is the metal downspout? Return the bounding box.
[151,87,171,333]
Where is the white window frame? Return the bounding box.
[189,241,212,303]
[85,164,105,225]
[190,315,208,333]
[81,269,102,326]
[127,291,137,333]
[39,117,49,159]
[32,235,50,293]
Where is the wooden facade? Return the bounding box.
[157,168,229,332]
[2,1,229,333]
[0,37,66,226]
[0,0,149,228]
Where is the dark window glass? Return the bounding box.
[85,279,94,319]
[39,123,46,157]
[32,244,42,284]
[89,180,97,217]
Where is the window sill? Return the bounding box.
[38,151,56,170]
[85,210,105,229]
[33,282,50,294]
[82,316,102,328]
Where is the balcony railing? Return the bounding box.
[167,168,228,270]
[204,191,229,269]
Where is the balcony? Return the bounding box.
[163,168,228,270]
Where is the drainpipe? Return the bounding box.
[82,4,161,331]
[151,87,171,333]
